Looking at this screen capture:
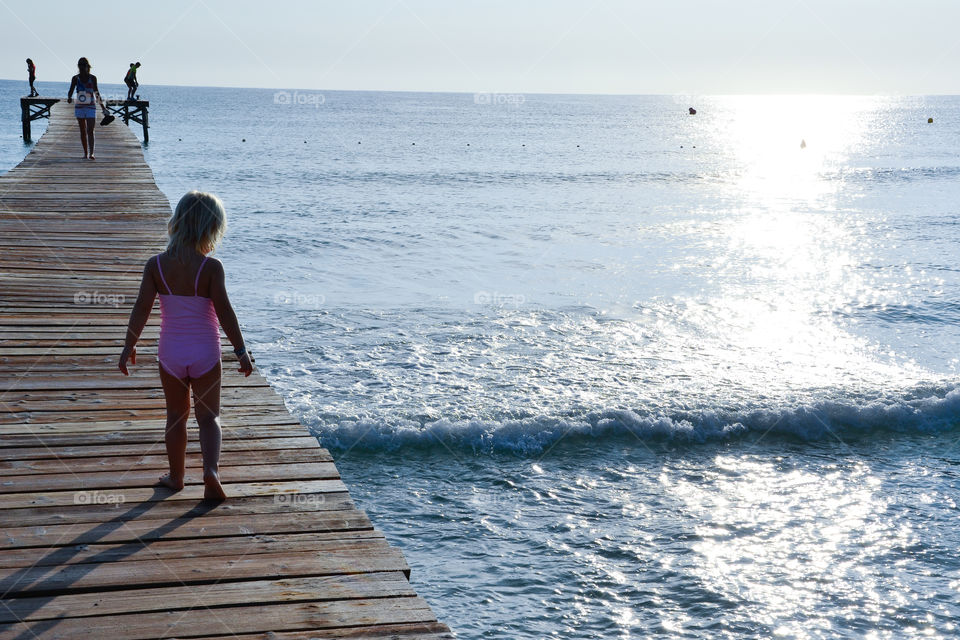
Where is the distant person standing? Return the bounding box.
[67,57,107,160]
[26,58,38,97]
[125,62,141,100]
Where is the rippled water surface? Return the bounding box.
[4,80,960,638]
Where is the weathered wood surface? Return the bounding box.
[0,103,452,639]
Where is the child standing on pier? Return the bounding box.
[119,191,254,501]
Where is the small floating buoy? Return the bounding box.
[680,145,683,148]
[412,142,416,145]
[928,117,934,123]
[466,143,470,146]
[576,144,580,148]
[303,140,307,143]
[178,138,181,141]
[242,138,246,142]
[357,141,361,144]
[689,107,697,115]
[522,144,525,147]
[692,145,696,148]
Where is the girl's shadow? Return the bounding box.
[1,488,219,638]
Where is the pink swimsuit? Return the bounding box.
[156,254,221,379]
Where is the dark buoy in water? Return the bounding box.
[689,107,697,115]
[928,117,934,123]
[242,138,246,142]
[800,139,807,149]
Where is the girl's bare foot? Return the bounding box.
[88,155,95,160]
[203,470,226,501]
[158,473,184,491]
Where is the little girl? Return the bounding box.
[120,191,253,501]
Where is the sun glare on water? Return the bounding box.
[715,94,877,207]
[656,96,935,394]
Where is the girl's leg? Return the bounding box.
[86,119,95,159]
[158,363,190,491]
[192,362,225,501]
[76,119,88,158]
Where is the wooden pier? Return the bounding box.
[20,98,150,143]
[0,103,452,639]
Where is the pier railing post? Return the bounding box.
[20,98,31,142]
[103,99,149,144]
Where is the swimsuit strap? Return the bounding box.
[155,255,172,295]
[194,256,209,296]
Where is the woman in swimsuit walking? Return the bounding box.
[67,57,107,159]
[120,191,254,501]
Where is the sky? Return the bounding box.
[1,0,958,95]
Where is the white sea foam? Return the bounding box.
[300,384,960,455]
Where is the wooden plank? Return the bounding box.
[0,461,340,493]
[202,625,455,640]
[0,436,322,461]
[1,509,373,549]
[0,530,384,568]
[0,425,310,447]
[0,479,347,509]
[0,491,356,528]
[1,571,416,623]
[3,597,441,640]
[0,547,411,595]
[0,450,334,475]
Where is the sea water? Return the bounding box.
[3,79,960,638]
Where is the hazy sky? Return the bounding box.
[2,0,958,94]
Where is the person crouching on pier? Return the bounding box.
[66,57,107,160]
[125,62,141,100]
[119,191,254,501]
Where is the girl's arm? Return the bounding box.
[67,76,76,102]
[208,259,254,376]
[119,260,158,375]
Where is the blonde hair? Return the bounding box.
[167,191,226,261]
